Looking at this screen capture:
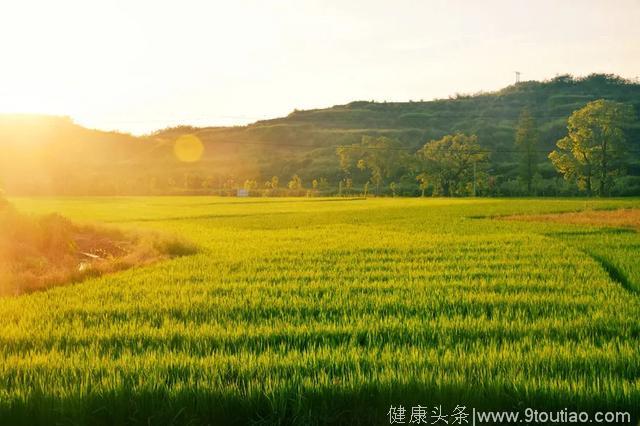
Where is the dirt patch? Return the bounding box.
[0,205,196,296]
[502,208,640,231]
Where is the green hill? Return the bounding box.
[1,73,639,196]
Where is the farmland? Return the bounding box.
[1,197,639,425]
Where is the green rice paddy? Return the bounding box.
[1,197,639,425]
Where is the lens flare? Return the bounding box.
[173,134,204,162]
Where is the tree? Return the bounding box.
[389,182,397,197]
[344,178,353,195]
[202,175,216,191]
[183,173,203,190]
[244,179,258,193]
[288,174,302,192]
[316,177,329,193]
[549,99,635,196]
[416,174,429,197]
[515,108,539,194]
[417,133,489,196]
[222,177,237,196]
[269,176,279,196]
[336,136,410,195]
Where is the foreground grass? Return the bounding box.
[0,204,196,295]
[502,207,640,293]
[1,197,639,425]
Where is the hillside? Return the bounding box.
[2,74,640,196]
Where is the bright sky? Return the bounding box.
[1,0,638,134]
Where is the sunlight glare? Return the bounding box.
[173,134,204,163]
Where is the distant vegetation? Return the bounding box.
[1,73,639,196]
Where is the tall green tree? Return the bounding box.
[515,108,539,194]
[417,133,489,196]
[549,99,635,196]
[336,136,409,195]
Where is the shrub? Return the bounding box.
[0,209,196,295]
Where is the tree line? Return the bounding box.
[98,98,635,198]
[12,98,631,198]
[333,99,637,197]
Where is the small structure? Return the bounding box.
[237,189,249,197]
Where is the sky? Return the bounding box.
[0,0,639,134]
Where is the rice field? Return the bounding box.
[1,197,640,425]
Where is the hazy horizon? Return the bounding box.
[1,0,639,135]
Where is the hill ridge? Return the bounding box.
[1,73,639,196]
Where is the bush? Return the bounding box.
[611,176,640,196]
[0,209,197,295]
